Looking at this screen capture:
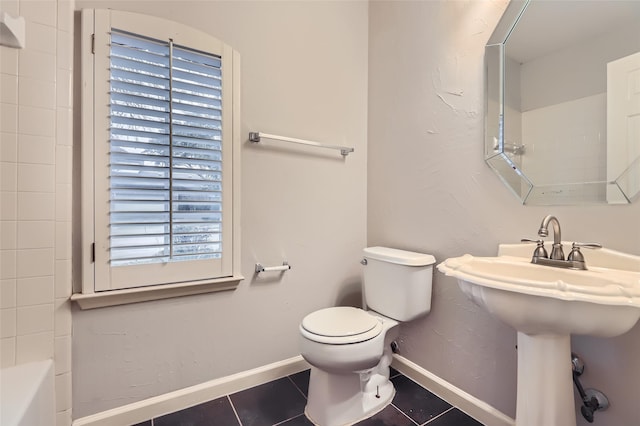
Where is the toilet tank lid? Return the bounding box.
[363,247,435,266]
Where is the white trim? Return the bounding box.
[71,352,515,426]
[80,9,95,294]
[231,49,242,278]
[391,354,515,426]
[71,275,244,309]
[72,356,310,426]
[79,8,242,293]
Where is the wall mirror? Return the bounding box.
[485,0,640,205]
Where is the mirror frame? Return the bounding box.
[484,0,638,205]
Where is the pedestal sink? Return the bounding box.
[437,243,640,426]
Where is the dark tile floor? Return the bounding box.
[133,368,485,426]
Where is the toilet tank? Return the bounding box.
[362,247,436,322]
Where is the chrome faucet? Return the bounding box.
[521,215,602,270]
[538,215,564,260]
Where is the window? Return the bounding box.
[78,9,241,303]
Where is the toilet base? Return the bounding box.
[305,363,395,426]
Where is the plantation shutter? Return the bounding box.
[80,9,239,298]
[109,30,224,267]
[87,8,237,292]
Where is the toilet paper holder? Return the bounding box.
[255,261,291,274]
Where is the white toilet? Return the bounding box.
[299,246,436,426]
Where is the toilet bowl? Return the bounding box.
[300,307,399,426]
[299,247,435,426]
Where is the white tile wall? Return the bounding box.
[16,248,55,277]
[26,21,57,53]
[1,103,18,133]
[17,221,55,249]
[0,74,18,104]
[54,260,71,299]
[21,0,57,27]
[0,337,16,367]
[55,0,75,422]
[18,50,57,80]
[0,1,74,424]
[17,304,54,334]
[0,249,17,279]
[0,48,18,75]
[56,410,72,426]
[18,105,57,137]
[19,77,57,108]
[55,372,72,412]
[1,131,18,162]
[16,331,54,363]
[0,279,17,308]
[0,0,18,16]
[1,308,16,337]
[17,192,55,220]
[19,134,56,164]
[57,1,73,33]
[56,107,72,145]
[17,276,54,306]
[18,163,56,192]
[54,335,71,374]
[0,221,16,250]
[0,161,17,191]
[53,299,71,336]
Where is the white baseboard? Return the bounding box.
[72,356,310,426]
[391,354,515,426]
[73,353,514,426]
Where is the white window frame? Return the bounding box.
[74,9,242,309]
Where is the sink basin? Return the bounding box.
[439,253,640,337]
[438,243,640,426]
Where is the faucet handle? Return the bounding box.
[521,238,549,259]
[571,242,602,250]
[567,242,602,263]
[521,238,544,244]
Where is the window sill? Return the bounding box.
[71,275,244,310]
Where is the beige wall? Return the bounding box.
[368,1,640,425]
[71,0,369,418]
[0,1,74,424]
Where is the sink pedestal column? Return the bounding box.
[516,332,576,426]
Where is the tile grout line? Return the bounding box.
[272,413,308,426]
[287,374,308,401]
[390,402,420,426]
[227,394,244,426]
[421,406,454,425]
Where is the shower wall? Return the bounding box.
[0,1,74,425]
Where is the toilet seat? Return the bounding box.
[300,307,382,344]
